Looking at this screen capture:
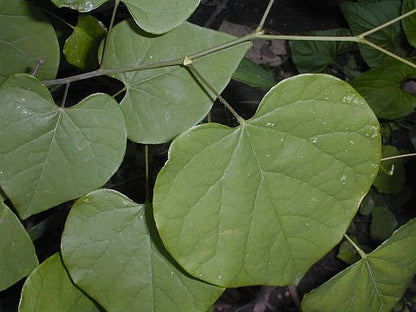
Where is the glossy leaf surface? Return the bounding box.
[0,0,60,84]
[0,202,38,291]
[64,14,106,69]
[19,253,100,312]
[61,189,223,312]
[341,0,402,67]
[302,218,416,312]
[350,58,416,119]
[290,28,354,73]
[104,20,250,143]
[153,74,381,287]
[402,0,416,48]
[0,74,126,219]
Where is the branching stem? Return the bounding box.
[256,0,275,33]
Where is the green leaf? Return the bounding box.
[402,0,416,48]
[370,206,398,241]
[232,58,276,90]
[0,74,127,219]
[0,0,60,84]
[350,58,416,119]
[0,202,38,291]
[50,0,199,34]
[61,189,223,312]
[290,28,354,73]
[341,0,402,67]
[104,20,250,144]
[302,218,416,312]
[373,145,405,194]
[153,74,381,287]
[64,14,106,69]
[19,253,100,312]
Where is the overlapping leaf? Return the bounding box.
[402,0,416,48]
[50,0,199,34]
[64,14,106,69]
[61,189,223,312]
[103,20,250,144]
[0,0,60,84]
[302,218,416,312]
[341,0,402,67]
[0,74,127,219]
[0,202,38,291]
[350,58,416,119]
[19,253,100,312]
[153,74,381,287]
[290,28,354,73]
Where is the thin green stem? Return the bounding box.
[184,58,245,125]
[40,8,75,30]
[144,145,150,205]
[359,8,416,38]
[112,86,127,98]
[61,83,70,107]
[100,0,120,67]
[344,234,367,259]
[381,152,416,161]
[361,38,416,69]
[256,0,275,33]
[257,34,360,42]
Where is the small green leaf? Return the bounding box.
[61,189,223,312]
[0,202,38,291]
[153,74,381,287]
[0,74,127,219]
[0,0,60,84]
[232,58,276,90]
[64,14,106,69]
[350,58,416,119]
[290,28,354,73]
[370,206,398,241]
[302,218,416,312]
[373,145,405,194]
[104,20,250,144]
[402,0,416,48]
[341,0,402,67]
[19,253,100,312]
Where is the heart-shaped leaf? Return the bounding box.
[0,202,38,291]
[61,189,223,312]
[103,20,250,144]
[350,58,416,119]
[0,74,127,219]
[19,253,100,312]
[153,74,381,287]
[302,218,416,312]
[50,0,199,34]
[402,0,416,48]
[0,0,60,84]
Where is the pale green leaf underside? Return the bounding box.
[0,74,127,219]
[350,58,416,119]
[19,253,100,312]
[341,0,402,67]
[0,202,38,291]
[402,0,416,48]
[302,218,416,312]
[104,20,250,144]
[153,74,381,287]
[0,0,60,84]
[61,189,223,312]
[50,0,199,34]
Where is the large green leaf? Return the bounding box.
[350,58,416,119]
[61,189,223,312]
[341,1,402,67]
[0,202,38,291]
[153,74,381,287]
[19,253,100,312]
[0,0,60,84]
[50,0,199,34]
[302,218,416,312]
[402,0,416,48]
[103,20,250,144]
[0,74,126,219]
[290,28,354,73]
[64,14,106,69]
